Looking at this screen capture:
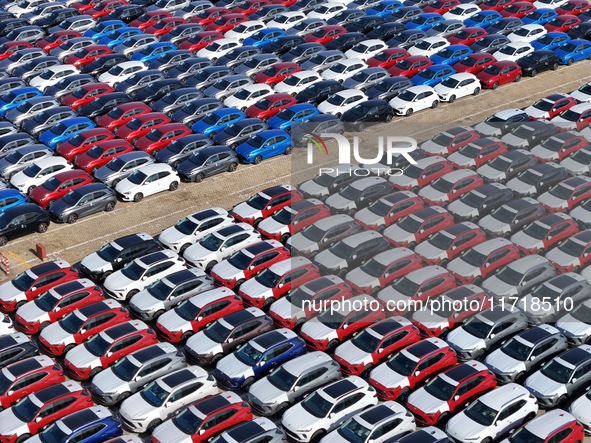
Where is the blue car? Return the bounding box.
[213,329,306,390]
[130,42,177,63]
[235,129,292,164]
[430,44,473,65]
[243,28,287,48]
[98,27,143,48]
[405,13,444,31]
[35,407,122,443]
[367,0,403,16]
[531,31,571,51]
[554,39,591,64]
[0,87,43,117]
[268,103,320,132]
[191,108,246,137]
[0,189,26,213]
[522,8,557,25]
[84,20,126,41]
[411,64,456,86]
[39,117,97,149]
[464,10,503,28]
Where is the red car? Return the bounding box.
[511,412,585,443]
[0,357,65,409]
[422,125,481,156]
[64,320,158,380]
[38,300,130,356]
[87,0,127,18]
[151,392,253,443]
[145,17,188,37]
[116,112,171,143]
[390,156,454,192]
[448,138,509,169]
[406,361,497,425]
[415,222,487,266]
[36,30,81,53]
[0,261,79,313]
[480,0,516,10]
[15,279,104,335]
[300,294,386,351]
[545,14,581,32]
[423,0,461,13]
[367,48,410,69]
[334,318,422,376]
[500,1,536,17]
[412,285,493,337]
[189,7,229,26]
[56,127,115,161]
[231,184,303,226]
[245,93,297,121]
[29,170,94,209]
[0,381,93,443]
[179,31,224,52]
[556,0,591,15]
[239,257,320,308]
[205,13,249,33]
[453,52,497,74]
[64,44,113,68]
[74,139,135,173]
[61,82,114,110]
[384,206,455,248]
[233,0,270,15]
[131,10,172,30]
[533,132,589,162]
[355,191,426,230]
[268,276,353,329]
[448,27,488,45]
[368,338,457,401]
[419,170,485,206]
[387,55,432,77]
[527,93,577,120]
[71,0,101,12]
[540,177,591,211]
[548,229,591,272]
[134,122,192,155]
[211,240,291,288]
[477,60,522,89]
[305,25,347,44]
[0,41,33,60]
[96,101,151,131]
[512,213,579,254]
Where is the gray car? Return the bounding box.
[298,164,360,200]
[48,183,117,224]
[203,74,253,101]
[5,96,59,128]
[556,298,591,345]
[247,351,341,416]
[0,145,52,180]
[447,183,514,222]
[477,149,538,183]
[177,145,238,183]
[234,54,282,78]
[478,197,545,237]
[23,106,77,138]
[485,324,567,384]
[113,34,159,57]
[501,120,558,149]
[0,48,44,73]
[154,134,212,167]
[185,66,233,91]
[89,342,186,405]
[290,214,362,257]
[342,67,389,91]
[212,118,267,149]
[50,38,93,61]
[325,176,393,215]
[116,70,165,95]
[302,50,347,73]
[94,151,154,188]
[151,88,203,116]
[506,162,570,197]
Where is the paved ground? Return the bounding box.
[1,62,590,283]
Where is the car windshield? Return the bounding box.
[4,149,25,163]
[541,359,572,384]
[460,190,486,208]
[398,215,423,233]
[146,279,174,301]
[176,299,201,321]
[236,342,263,365]
[199,232,224,251]
[464,400,497,426]
[495,266,523,285]
[255,268,281,288]
[271,207,292,225]
[34,289,60,311]
[112,356,140,381]
[12,396,41,422]
[392,276,420,297]
[522,221,550,240]
[559,109,582,122]
[359,258,387,278]
[560,42,578,52]
[173,407,204,435]
[461,248,486,267]
[317,310,345,329]
[487,155,512,172]
[570,302,591,324]
[127,170,147,185]
[440,76,460,88]
[141,381,169,407]
[337,418,371,443]
[189,152,206,167]
[428,231,454,250]
[367,198,393,217]
[328,240,355,259]
[339,184,363,201]
[147,129,163,142]
[431,177,454,193]
[483,64,501,75]
[301,391,333,418]
[327,94,347,106]
[424,376,456,401]
[227,249,254,270]
[462,316,493,339]
[351,329,381,352]
[175,216,198,236]
[532,98,553,111]
[491,205,516,223]
[121,260,146,280]
[38,421,69,443]
[202,113,222,125]
[397,89,417,102]
[501,336,533,361]
[386,352,416,375]
[106,156,127,172]
[301,224,326,242]
[85,332,112,356]
[458,56,477,67]
[509,427,545,443]
[203,319,232,342]
[549,183,572,199]
[572,149,591,164]
[558,237,586,257]
[61,190,83,206]
[267,366,297,391]
[22,163,41,178]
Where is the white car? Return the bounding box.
[0,314,14,336]
[507,24,547,43]
[116,35,159,57]
[533,0,568,8]
[281,377,378,443]
[434,72,481,102]
[345,39,388,61]
[443,4,481,20]
[148,0,190,11]
[10,156,73,194]
[570,81,591,103]
[268,11,306,29]
[7,0,47,16]
[389,85,438,116]
[119,366,218,433]
[183,222,261,270]
[493,41,534,62]
[197,38,241,61]
[29,65,78,91]
[321,59,368,83]
[115,163,180,203]
[318,89,367,117]
[308,2,347,20]
[224,83,273,111]
[445,384,538,443]
[569,391,591,432]
[98,61,146,87]
[408,37,450,57]
[103,249,187,301]
[158,207,234,253]
[550,103,591,130]
[524,93,572,120]
[225,20,266,41]
[274,70,322,95]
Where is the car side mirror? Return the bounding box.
[343,324,348,329]
[585,252,590,257]
[227,337,234,343]
[257,361,264,367]
[573,378,578,383]
[7,391,13,396]
[454,395,460,401]
[278,282,284,288]
[197,316,203,322]
[452,189,457,193]
[490,333,496,339]
[378,347,384,353]
[485,262,490,267]
[30,286,37,291]
[421,175,427,179]
[419,229,425,234]
[547,235,552,240]
[35,416,42,422]
[414,370,420,377]
[199,430,206,435]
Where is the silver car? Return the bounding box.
[94,151,155,188]
[342,67,390,91]
[290,214,362,257]
[478,197,545,237]
[298,164,360,200]
[485,324,567,383]
[203,74,253,101]
[0,145,52,180]
[5,96,59,128]
[234,54,282,78]
[113,34,159,57]
[556,298,591,345]
[247,351,341,416]
[325,176,393,215]
[89,342,186,405]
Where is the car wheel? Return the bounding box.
[152,149,160,156]
[133,192,143,202]
[15,300,25,311]
[552,62,558,70]
[530,69,537,77]
[147,419,162,433]
[280,233,290,244]
[253,218,262,228]
[568,58,574,65]
[398,388,410,403]
[407,242,416,249]
[181,330,194,341]
[179,243,191,254]
[253,155,262,164]
[205,260,217,272]
[439,327,449,339]
[448,95,456,103]
[117,392,131,403]
[385,114,393,122]
[311,431,326,443]
[169,181,179,191]
[284,146,292,155]
[515,74,521,82]
[64,344,75,355]
[193,173,205,183]
[439,259,448,267]
[234,279,245,289]
[438,412,450,425]
[481,439,492,443]
[361,364,374,378]
[228,162,238,172]
[406,108,414,116]
[556,396,567,406]
[89,367,102,378]
[327,339,339,350]
[243,377,255,389]
[126,290,139,301]
[473,277,482,286]
[111,179,120,187]
[154,310,165,319]
[39,321,50,331]
[15,434,30,443]
[431,100,438,108]
[335,112,342,118]
[492,82,499,90]
[37,222,48,233]
[132,137,138,143]
[67,213,78,224]
[277,402,289,413]
[27,185,36,194]
[536,248,545,255]
[104,201,115,212]
[473,87,480,95]
[73,154,79,162]
[211,353,223,364]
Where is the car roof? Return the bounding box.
[281,351,333,375]
[219,306,264,328]
[515,324,558,346]
[480,384,530,409]
[473,237,514,254]
[506,254,550,272]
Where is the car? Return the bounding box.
[131,10,172,30]
[449,26,488,46]
[447,183,513,223]
[502,409,584,443]
[475,108,530,137]
[419,170,485,207]
[354,191,426,231]
[420,126,480,157]
[27,170,93,211]
[0,145,52,181]
[557,0,591,15]
[94,151,155,189]
[477,151,538,185]
[0,189,27,213]
[415,223,487,267]
[0,203,50,247]
[291,214,362,257]
[132,78,184,105]
[73,139,134,174]
[510,212,578,257]
[509,163,570,199]
[45,74,96,101]
[547,229,591,273]
[134,123,192,156]
[96,102,151,132]
[61,83,114,111]
[554,38,591,64]
[478,197,546,237]
[97,61,145,87]
[477,60,523,90]
[445,383,538,442]
[234,128,292,164]
[389,85,438,116]
[525,93,576,120]
[48,183,116,224]
[0,87,43,117]
[115,69,164,95]
[433,72,481,103]
[532,31,571,51]
[556,296,591,345]
[570,80,591,103]
[408,37,450,58]
[508,23,548,43]
[55,128,116,162]
[383,206,455,248]
[0,333,38,367]
[196,38,241,62]
[523,8,559,25]
[191,108,245,138]
[114,163,180,203]
[545,13,581,32]
[551,103,591,131]
[538,175,591,212]
[0,133,37,160]
[449,138,509,170]
[325,176,393,215]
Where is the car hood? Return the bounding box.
[446,413,489,442]
[184,242,215,263]
[65,344,102,369]
[421,139,446,155]
[511,231,544,250]
[478,214,509,234]
[216,353,254,380]
[556,313,591,338]
[448,152,475,167]
[354,208,383,228]
[158,226,188,247]
[80,251,112,273]
[186,331,224,356]
[92,367,128,394]
[282,404,323,432]
[383,224,416,244]
[408,388,449,415]
[104,270,135,292]
[314,248,347,270]
[158,309,191,333]
[121,394,156,421]
[501,133,528,148]
[0,408,28,436]
[248,377,289,405]
[525,371,568,398]
[412,310,448,331]
[211,260,243,282]
[477,163,506,181]
[370,363,410,389]
[298,179,328,198]
[269,297,300,320]
[16,299,49,324]
[485,348,526,375]
[524,106,549,120]
[414,242,447,262]
[506,177,536,195]
[546,249,579,269]
[537,192,566,209]
[346,268,379,290]
[240,277,274,301]
[233,201,263,220]
[40,322,74,346]
[446,327,486,352]
[481,276,517,297]
[129,291,165,313]
[115,178,141,195]
[473,121,501,137]
[301,319,339,342]
[0,282,24,303]
[151,420,193,443]
[290,232,319,255]
[390,174,418,189]
[334,340,373,366]
[258,216,287,236]
[447,199,478,218]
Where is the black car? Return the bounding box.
[177,145,238,183]
[155,133,212,167]
[116,69,164,94]
[288,0,322,13]
[510,163,570,197]
[32,8,79,29]
[346,15,386,34]
[341,100,395,131]
[325,32,366,51]
[170,97,224,125]
[0,133,35,158]
[449,183,515,221]
[366,22,407,41]
[0,334,38,368]
[151,87,202,115]
[479,149,538,182]
[282,43,325,63]
[390,5,422,22]
[470,33,510,53]
[78,92,132,119]
[45,73,95,99]
[165,57,212,81]
[0,77,25,95]
[132,78,182,104]
[386,29,427,49]
[0,203,50,246]
[22,106,77,137]
[517,50,560,76]
[184,66,233,90]
[214,46,261,69]
[503,120,559,148]
[366,76,413,101]
[0,18,29,36]
[108,5,144,23]
[49,183,117,224]
[292,114,344,145]
[161,23,207,45]
[147,50,193,72]
[262,35,306,55]
[568,22,591,40]
[250,4,287,21]
[13,56,60,81]
[295,80,344,106]
[79,53,129,76]
[488,17,524,35]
